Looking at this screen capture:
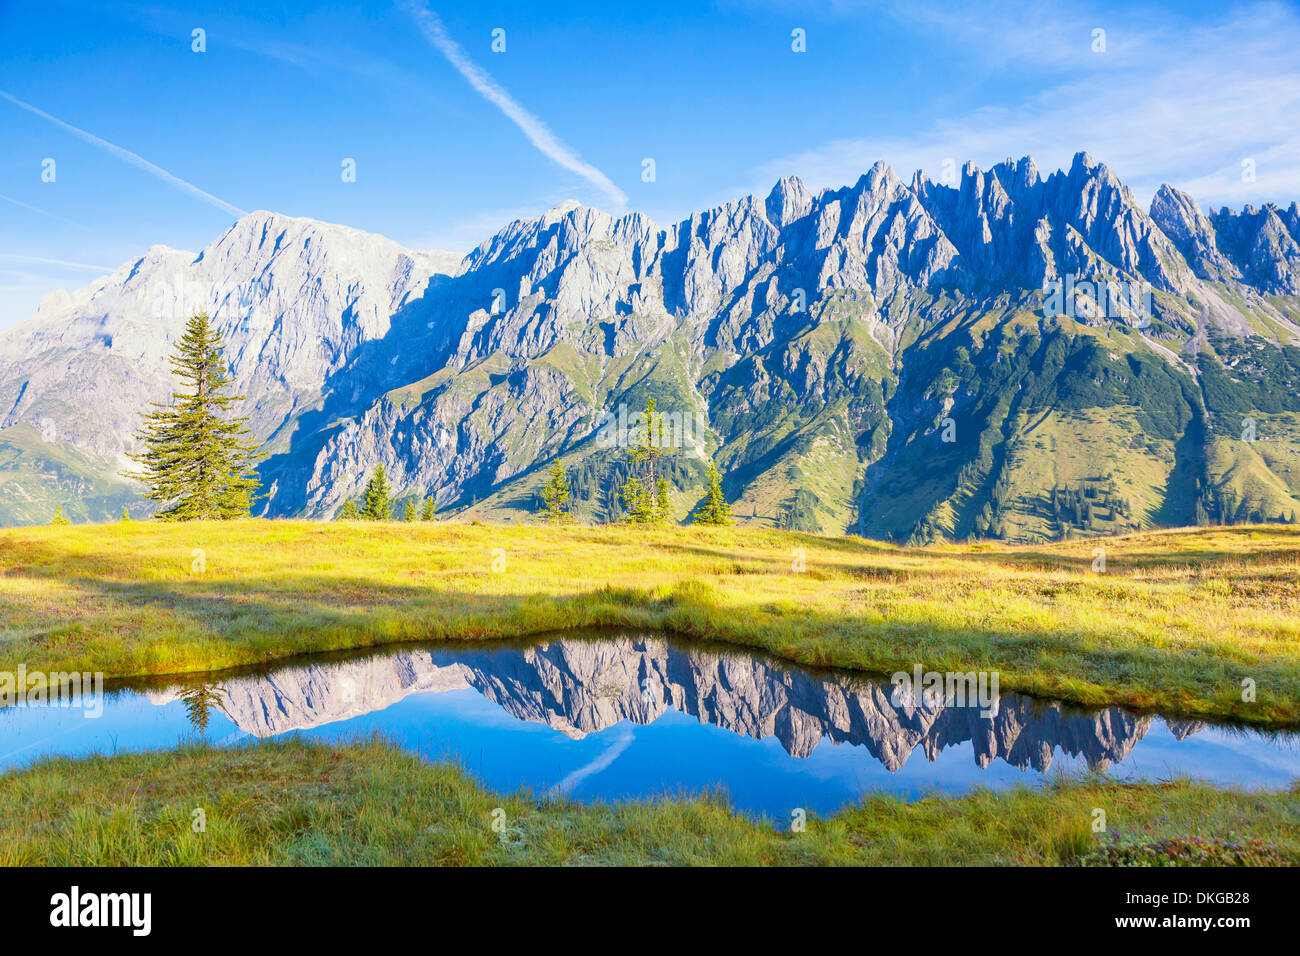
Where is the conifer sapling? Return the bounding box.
[540,460,572,524]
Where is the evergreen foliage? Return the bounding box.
[360,465,394,521]
[125,313,262,520]
[621,474,653,523]
[539,461,572,524]
[692,458,732,526]
[621,398,675,524]
[779,489,821,533]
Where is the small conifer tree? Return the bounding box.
[654,476,671,523]
[360,465,394,521]
[621,474,654,523]
[620,397,674,525]
[692,458,733,526]
[540,461,572,524]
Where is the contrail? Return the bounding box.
[546,726,635,797]
[0,253,115,272]
[0,90,247,218]
[402,2,628,208]
[0,193,88,229]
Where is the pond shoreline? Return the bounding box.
[88,626,1300,735]
[2,738,1296,866]
[4,522,1298,727]
[5,631,1297,817]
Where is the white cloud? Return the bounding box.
[737,1,1300,211]
[401,1,629,209]
[0,90,247,218]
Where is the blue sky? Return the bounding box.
[2,0,1299,328]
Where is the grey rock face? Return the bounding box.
[0,212,454,468]
[1150,184,1240,282]
[1210,203,1300,293]
[2,155,1299,529]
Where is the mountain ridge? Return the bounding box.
[3,152,1299,540]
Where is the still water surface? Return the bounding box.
[2,631,1296,818]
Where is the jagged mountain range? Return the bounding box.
[3,151,1299,540]
[149,635,1208,773]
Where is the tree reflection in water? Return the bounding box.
[177,683,227,735]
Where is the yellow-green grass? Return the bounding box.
[1,737,1294,866]
[1,521,1298,724]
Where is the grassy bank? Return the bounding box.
[1,521,1298,723]
[1,738,1294,866]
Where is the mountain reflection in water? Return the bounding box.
[5,633,1296,817]
[156,635,1198,772]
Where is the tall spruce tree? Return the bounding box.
[360,465,394,520]
[692,458,732,526]
[419,496,437,521]
[125,313,262,520]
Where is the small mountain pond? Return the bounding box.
[2,630,1296,818]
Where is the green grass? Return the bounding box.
[2,737,1294,866]
[1,521,1298,724]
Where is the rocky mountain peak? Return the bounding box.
[765,175,814,229]
[859,159,903,193]
[1210,202,1300,293]
[990,155,1041,195]
[3,152,1300,532]
[1149,184,1239,282]
[1069,150,1099,175]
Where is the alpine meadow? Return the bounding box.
[0,0,1298,912]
